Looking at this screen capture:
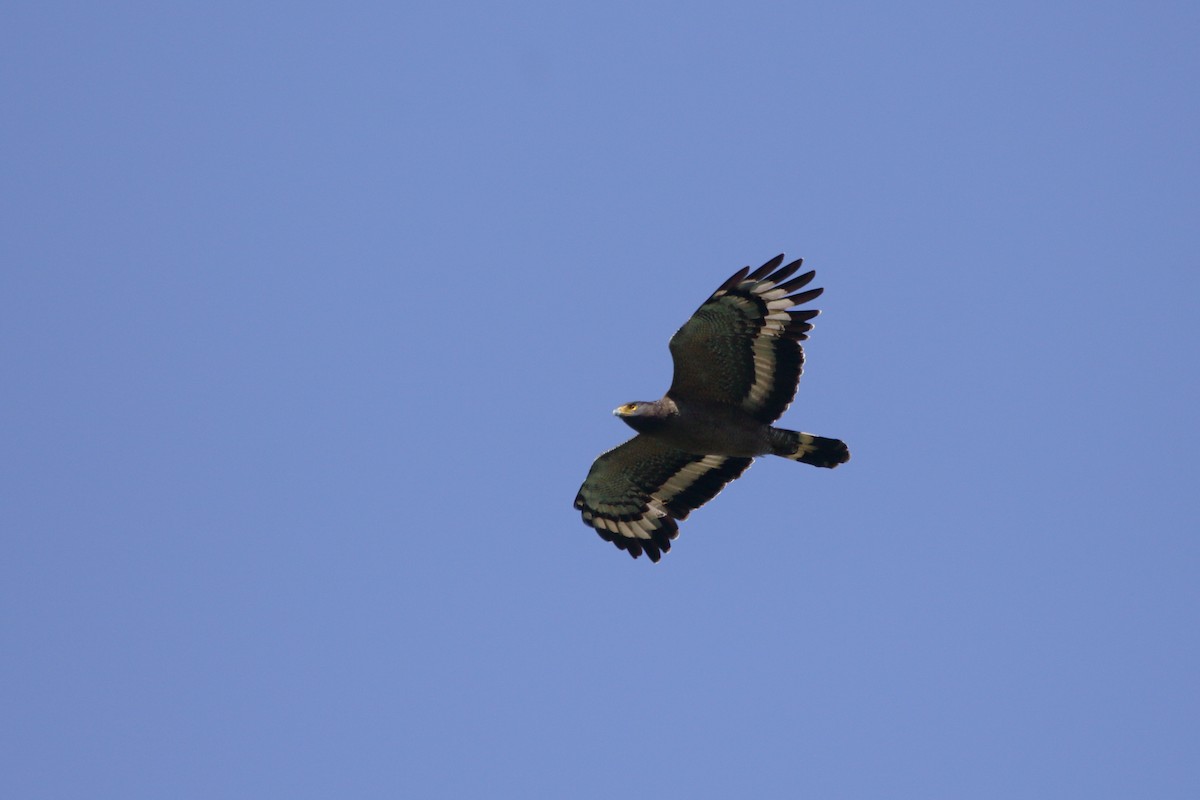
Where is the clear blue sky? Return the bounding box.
[3,2,1198,798]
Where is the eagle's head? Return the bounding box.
[613,398,677,433]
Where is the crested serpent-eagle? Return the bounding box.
[574,254,850,562]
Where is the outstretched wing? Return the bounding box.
[574,435,753,562]
[668,254,823,424]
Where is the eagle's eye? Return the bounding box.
[621,403,638,414]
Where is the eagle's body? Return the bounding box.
[616,397,771,457]
[574,254,850,562]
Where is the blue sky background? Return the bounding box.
[3,2,1198,797]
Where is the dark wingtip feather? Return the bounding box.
[784,319,816,338]
[776,269,817,294]
[787,286,824,306]
[747,254,785,281]
[715,266,751,295]
[766,258,804,285]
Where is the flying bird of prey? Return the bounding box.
[574,254,850,562]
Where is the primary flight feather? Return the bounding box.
[574,254,850,562]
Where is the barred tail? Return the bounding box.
[769,428,850,468]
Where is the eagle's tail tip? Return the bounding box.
[770,429,850,468]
